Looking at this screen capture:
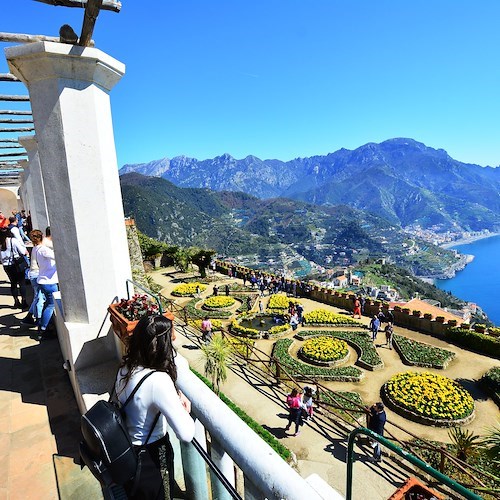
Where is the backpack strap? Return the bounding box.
[121,370,157,408]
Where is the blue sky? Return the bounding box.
[2,0,500,167]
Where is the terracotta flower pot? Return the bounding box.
[108,303,175,341]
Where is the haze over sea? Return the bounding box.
[435,235,500,326]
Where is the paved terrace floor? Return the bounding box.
[0,266,101,500]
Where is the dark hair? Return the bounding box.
[9,216,16,223]
[45,226,51,237]
[290,388,299,397]
[119,314,177,389]
[0,228,12,250]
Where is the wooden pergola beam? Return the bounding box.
[0,110,32,116]
[0,152,27,158]
[0,74,20,82]
[79,0,103,47]
[0,127,34,133]
[0,95,30,102]
[0,32,60,44]
[0,119,34,124]
[33,0,121,13]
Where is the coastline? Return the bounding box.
[439,231,500,249]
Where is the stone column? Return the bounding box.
[18,136,49,231]
[6,42,131,326]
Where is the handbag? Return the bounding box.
[14,256,29,275]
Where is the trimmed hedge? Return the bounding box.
[184,299,233,319]
[318,390,365,423]
[191,369,292,461]
[302,309,363,327]
[481,366,500,407]
[272,338,363,381]
[393,334,455,369]
[445,327,500,359]
[295,330,383,370]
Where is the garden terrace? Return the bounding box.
[272,338,364,381]
[393,334,455,369]
[295,330,383,370]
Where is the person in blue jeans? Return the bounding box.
[32,236,58,340]
[368,402,387,462]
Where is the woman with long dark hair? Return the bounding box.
[0,227,29,308]
[115,314,195,499]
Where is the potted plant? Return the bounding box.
[474,323,486,334]
[423,313,433,320]
[412,310,421,317]
[108,294,173,341]
[435,316,445,323]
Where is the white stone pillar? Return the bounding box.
[18,136,49,231]
[6,42,131,326]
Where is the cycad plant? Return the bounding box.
[448,426,481,462]
[201,334,232,395]
[480,424,500,466]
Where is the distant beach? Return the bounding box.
[440,232,500,249]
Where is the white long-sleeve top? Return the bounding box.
[115,355,195,446]
[32,244,58,284]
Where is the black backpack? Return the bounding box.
[80,371,160,491]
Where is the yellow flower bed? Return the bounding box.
[203,296,236,308]
[171,282,207,296]
[189,319,223,331]
[385,371,474,421]
[267,294,299,310]
[301,336,349,362]
[303,309,362,326]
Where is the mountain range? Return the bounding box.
[120,138,500,232]
[120,172,460,277]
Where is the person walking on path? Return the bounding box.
[213,284,219,296]
[353,296,362,319]
[367,402,387,462]
[201,316,213,344]
[302,386,315,420]
[225,284,230,296]
[285,388,304,436]
[369,315,381,341]
[384,323,394,349]
[258,300,264,313]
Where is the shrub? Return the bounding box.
[446,328,500,359]
[184,299,232,319]
[317,390,365,423]
[268,324,290,336]
[303,309,362,326]
[481,367,500,406]
[489,327,500,338]
[172,282,207,296]
[267,294,299,313]
[384,371,475,421]
[393,335,455,369]
[230,319,260,338]
[272,339,363,381]
[203,296,236,309]
[423,313,433,320]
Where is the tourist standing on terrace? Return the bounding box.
[0,227,29,309]
[213,284,219,296]
[367,402,386,462]
[116,314,195,499]
[369,315,381,341]
[22,230,46,326]
[32,233,58,341]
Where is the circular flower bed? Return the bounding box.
[203,296,236,310]
[171,282,207,296]
[299,336,349,366]
[383,371,475,426]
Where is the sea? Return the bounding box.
[435,235,500,326]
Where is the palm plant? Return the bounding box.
[448,426,481,462]
[201,334,232,395]
[480,424,500,466]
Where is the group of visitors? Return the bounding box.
[0,221,58,341]
[284,386,315,436]
[369,309,394,348]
